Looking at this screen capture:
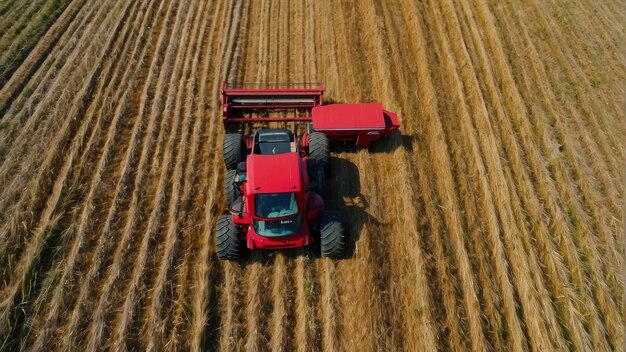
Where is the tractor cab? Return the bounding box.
[252,128,296,155]
[227,151,325,250]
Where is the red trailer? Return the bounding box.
[216,81,399,260]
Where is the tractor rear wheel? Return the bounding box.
[320,211,345,259]
[216,215,242,260]
[308,132,330,172]
[224,169,237,208]
[223,133,245,169]
[307,159,326,199]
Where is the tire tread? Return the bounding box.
[216,215,241,260]
[223,133,245,169]
[320,211,345,259]
[309,132,330,171]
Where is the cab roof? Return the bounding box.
[247,152,303,194]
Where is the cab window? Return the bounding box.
[254,192,298,218]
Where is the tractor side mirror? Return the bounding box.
[236,161,247,181]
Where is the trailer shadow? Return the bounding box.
[328,130,411,156]
[370,129,414,154]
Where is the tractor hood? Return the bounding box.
[246,152,303,194]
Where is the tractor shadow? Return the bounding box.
[309,155,383,260]
[323,155,381,259]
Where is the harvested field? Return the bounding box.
[0,0,623,350]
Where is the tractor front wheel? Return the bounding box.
[216,215,242,260]
[320,211,345,259]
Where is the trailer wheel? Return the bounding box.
[216,215,242,260]
[307,159,326,199]
[308,132,330,172]
[224,169,237,208]
[223,133,245,169]
[320,211,345,259]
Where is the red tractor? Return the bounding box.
[216,82,399,260]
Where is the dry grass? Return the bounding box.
[0,0,623,350]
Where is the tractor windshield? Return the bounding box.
[253,215,302,237]
[254,192,298,218]
[253,192,301,237]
